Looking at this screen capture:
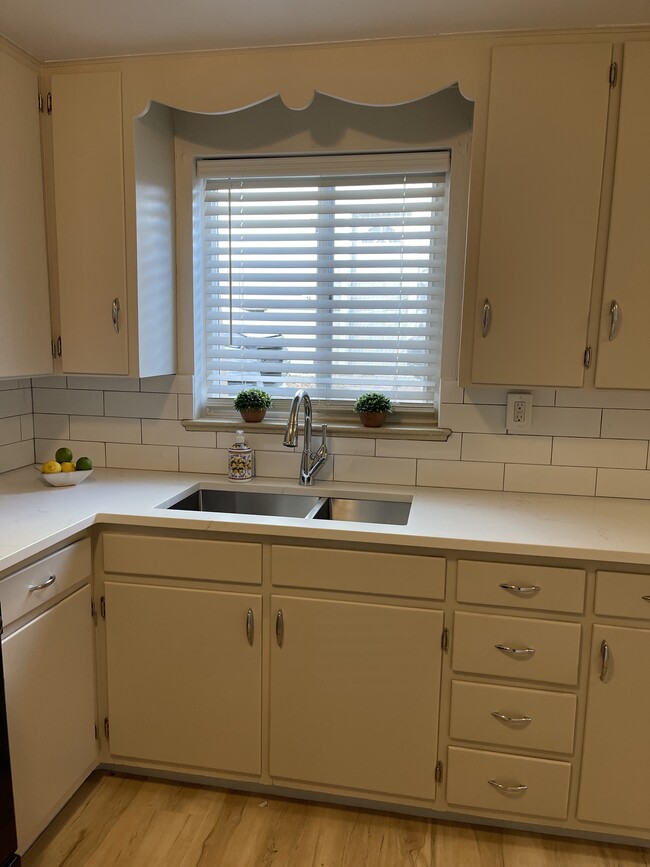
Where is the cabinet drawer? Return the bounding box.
[103,533,262,584]
[595,571,650,620]
[452,612,581,686]
[271,545,445,599]
[446,746,571,820]
[449,680,577,754]
[457,560,585,614]
[0,538,91,628]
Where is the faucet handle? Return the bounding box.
[320,424,328,446]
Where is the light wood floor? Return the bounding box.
[22,772,649,867]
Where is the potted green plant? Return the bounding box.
[353,392,393,428]
[234,388,272,423]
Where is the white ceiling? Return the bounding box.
[1,0,650,62]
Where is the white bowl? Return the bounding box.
[39,469,93,487]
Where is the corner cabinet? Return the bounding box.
[0,45,52,378]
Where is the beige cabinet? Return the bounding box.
[595,42,650,388]
[104,580,262,775]
[577,624,650,831]
[3,585,97,854]
[465,42,612,387]
[0,45,52,378]
[269,594,444,801]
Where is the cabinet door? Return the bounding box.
[51,71,128,374]
[3,586,97,854]
[105,582,261,775]
[577,625,650,830]
[270,595,444,801]
[0,48,52,377]
[470,43,611,386]
[595,42,650,388]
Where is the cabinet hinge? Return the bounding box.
[94,724,99,740]
[583,345,592,369]
[38,93,44,113]
[609,62,618,88]
[51,339,56,358]
[46,91,52,115]
[441,626,449,652]
[435,760,443,783]
[104,717,109,740]
[100,596,106,619]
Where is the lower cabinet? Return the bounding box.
[3,585,97,854]
[105,581,262,775]
[269,594,444,801]
[577,624,650,831]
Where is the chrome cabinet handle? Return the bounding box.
[275,609,284,648]
[608,300,619,341]
[600,639,610,681]
[481,298,492,337]
[112,298,121,334]
[642,595,650,602]
[28,574,56,592]
[246,608,254,647]
[488,779,528,793]
[499,583,541,594]
[495,643,536,657]
[491,711,532,724]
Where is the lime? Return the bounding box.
[60,461,76,472]
[42,460,62,474]
[55,447,73,463]
[75,457,93,471]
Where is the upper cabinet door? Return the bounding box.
[0,48,52,378]
[469,43,612,386]
[51,71,128,374]
[595,42,650,389]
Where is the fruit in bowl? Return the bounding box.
[40,452,93,486]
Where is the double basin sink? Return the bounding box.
[164,488,411,526]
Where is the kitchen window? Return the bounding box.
[196,151,450,416]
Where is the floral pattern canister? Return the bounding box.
[228,430,254,481]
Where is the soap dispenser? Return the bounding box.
[228,430,254,482]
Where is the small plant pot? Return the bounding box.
[239,409,267,423]
[358,411,387,428]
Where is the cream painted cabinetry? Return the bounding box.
[0,44,52,378]
[1,540,96,855]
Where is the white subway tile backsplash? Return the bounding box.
[105,391,177,420]
[35,439,106,467]
[439,379,464,404]
[177,394,195,420]
[438,403,507,434]
[33,388,103,417]
[0,380,21,391]
[462,433,552,464]
[0,440,34,473]
[30,376,66,389]
[377,434,461,460]
[20,414,34,441]
[526,406,602,438]
[0,388,31,419]
[143,419,216,448]
[141,375,194,394]
[106,442,178,471]
[504,464,596,496]
[601,410,650,440]
[553,437,648,470]
[557,388,650,410]
[596,468,650,499]
[463,387,556,407]
[417,459,504,491]
[216,431,294,452]
[333,455,416,486]
[254,449,304,479]
[326,436,375,456]
[33,414,70,440]
[179,447,228,475]
[0,417,21,446]
[67,375,140,392]
[70,415,142,444]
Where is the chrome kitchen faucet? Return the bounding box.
[283,389,328,486]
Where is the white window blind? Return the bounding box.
[198,152,450,405]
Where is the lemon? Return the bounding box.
[60,461,76,472]
[75,457,93,471]
[42,460,62,474]
[55,447,73,463]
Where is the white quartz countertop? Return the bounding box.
[2,465,650,575]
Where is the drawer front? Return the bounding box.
[449,680,577,754]
[452,611,581,686]
[457,560,586,614]
[446,746,571,819]
[103,534,262,584]
[0,538,91,628]
[595,571,650,620]
[271,545,445,599]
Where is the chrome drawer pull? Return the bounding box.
[245,608,254,647]
[481,298,492,337]
[28,574,56,592]
[491,711,532,724]
[495,643,535,657]
[488,779,528,794]
[275,609,284,648]
[600,639,610,682]
[499,583,541,594]
[608,299,619,341]
[642,595,650,602]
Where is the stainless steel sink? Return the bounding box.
[167,488,321,518]
[310,497,411,526]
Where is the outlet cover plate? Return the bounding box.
[506,392,533,432]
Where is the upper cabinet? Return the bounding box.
[48,71,176,377]
[0,45,52,378]
[464,43,612,387]
[594,42,650,389]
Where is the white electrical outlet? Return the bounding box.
[506,392,533,432]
